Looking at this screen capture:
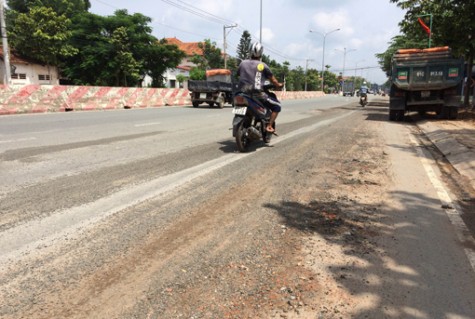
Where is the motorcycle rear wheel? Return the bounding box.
[236,118,251,152]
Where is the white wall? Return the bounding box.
[0,62,59,85]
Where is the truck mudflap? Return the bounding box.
[389,97,405,110]
[444,95,462,107]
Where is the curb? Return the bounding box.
[417,121,475,189]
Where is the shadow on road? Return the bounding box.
[265,189,475,318]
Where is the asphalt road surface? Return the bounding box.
[1,96,474,318]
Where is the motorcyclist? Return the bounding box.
[236,42,283,133]
[359,81,369,104]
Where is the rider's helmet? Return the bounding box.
[250,42,264,58]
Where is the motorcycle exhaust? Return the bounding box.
[247,126,262,139]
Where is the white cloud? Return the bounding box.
[260,28,275,44]
[311,10,353,37]
[89,0,406,83]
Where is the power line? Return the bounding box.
[92,0,304,64]
[159,0,235,26]
[91,0,120,11]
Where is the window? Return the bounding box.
[39,74,51,81]
[11,73,27,80]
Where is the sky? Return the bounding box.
[89,0,406,84]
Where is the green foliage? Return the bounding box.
[7,0,90,17]
[376,0,475,87]
[236,30,252,61]
[387,0,475,57]
[176,74,187,84]
[61,10,184,86]
[8,6,77,67]
[190,39,223,70]
[189,67,205,80]
[376,34,425,76]
[108,26,141,86]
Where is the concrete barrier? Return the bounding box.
[0,84,325,115]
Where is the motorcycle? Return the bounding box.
[359,92,368,107]
[232,85,278,152]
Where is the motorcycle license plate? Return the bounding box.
[232,107,247,115]
[421,90,430,98]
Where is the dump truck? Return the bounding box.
[389,46,464,121]
[188,69,233,108]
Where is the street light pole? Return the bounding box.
[259,0,263,43]
[310,28,340,92]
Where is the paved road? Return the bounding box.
[1,96,474,318]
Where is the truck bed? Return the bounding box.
[188,80,233,92]
[391,47,464,91]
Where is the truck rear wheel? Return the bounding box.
[192,101,200,108]
[389,110,404,122]
[449,107,458,120]
[217,97,225,109]
[389,110,397,121]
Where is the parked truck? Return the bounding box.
[188,69,233,108]
[389,46,464,121]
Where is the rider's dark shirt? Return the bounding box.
[237,59,274,92]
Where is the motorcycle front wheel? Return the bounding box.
[236,117,251,152]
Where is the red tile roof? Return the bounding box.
[165,38,203,56]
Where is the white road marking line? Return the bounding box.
[134,122,161,127]
[410,134,475,272]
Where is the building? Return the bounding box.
[158,38,204,89]
[0,48,59,85]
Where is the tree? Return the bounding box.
[7,0,90,17]
[108,26,141,86]
[145,39,186,87]
[8,5,77,81]
[61,10,185,87]
[376,34,425,76]
[387,0,475,104]
[389,0,474,57]
[236,30,252,61]
[191,39,223,70]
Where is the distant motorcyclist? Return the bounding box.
[236,42,283,133]
[360,82,369,95]
[359,81,369,106]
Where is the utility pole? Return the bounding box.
[223,24,237,69]
[0,0,11,85]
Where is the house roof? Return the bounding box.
[165,38,203,56]
[0,47,38,65]
[177,65,192,71]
